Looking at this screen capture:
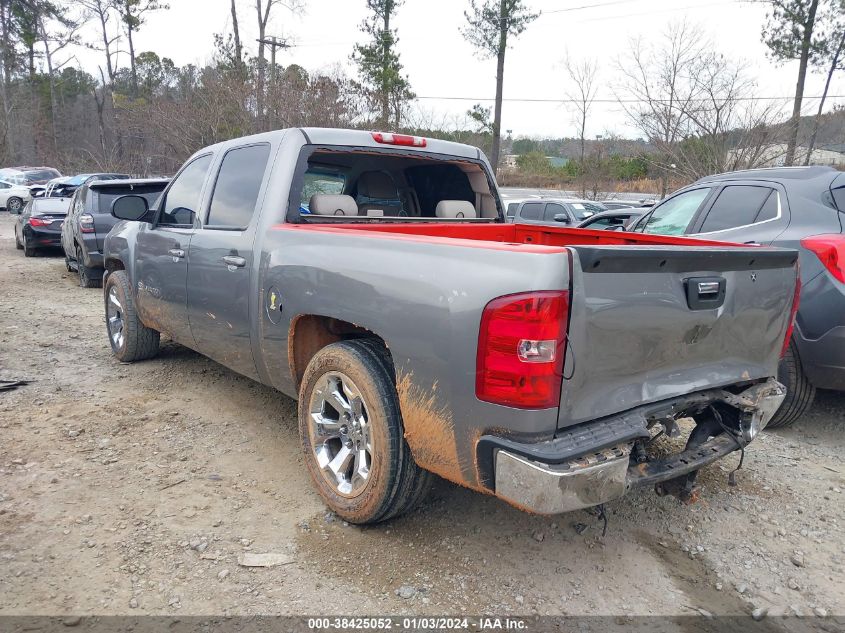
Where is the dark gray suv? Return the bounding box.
[62,178,169,287]
[633,166,845,426]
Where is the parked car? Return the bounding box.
[512,198,608,226]
[577,209,645,230]
[42,173,130,199]
[104,128,796,524]
[0,179,34,212]
[630,166,845,426]
[62,178,168,288]
[602,198,657,210]
[0,166,61,186]
[13,196,71,256]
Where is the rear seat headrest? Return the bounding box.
[435,200,476,219]
[309,194,358,216]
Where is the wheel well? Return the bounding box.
[105,259,125,275]
[289,315,387,390]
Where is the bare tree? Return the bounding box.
[758,0,830,165]
[616,22,706,196]
[805,8,844,164]
[79,0,119,84]
[461,0,538,173]
[114,0,168,97]
[230,0,243,68]
[563,53,598,196]
[255,0,303,129]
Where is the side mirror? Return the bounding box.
[112,194,150,221]
[553,214,570,223]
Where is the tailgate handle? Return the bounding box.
[685,276,726,310]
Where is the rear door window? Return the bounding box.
[697,185,776,233]
[520,202,543,220]
[206,144,272,228]
[641,188,712,235]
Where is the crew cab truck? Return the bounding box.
[104,128,797,524]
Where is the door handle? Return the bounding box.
[168,248,185,258]
[222,255,246,268]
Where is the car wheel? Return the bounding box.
[298,339,431,524]
[7,197,22,213]
[15,230,22,250]
[768,339,816,429]
[22,233,36,257]
[76,246,101,288]
[104,270,160,362]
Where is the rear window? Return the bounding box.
[25,169,60,182]
[95,185,167,215]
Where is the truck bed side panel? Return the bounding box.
[257,228,571,489]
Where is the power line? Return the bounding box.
[414,94,845,104]
[543,0,642,14]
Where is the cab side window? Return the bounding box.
[159,154,213,226]
[206,144,271,229]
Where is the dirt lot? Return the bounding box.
[0,213,843,622]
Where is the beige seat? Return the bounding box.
[435,200,476,219]
[356,171,403,216]
[309,194,358,216]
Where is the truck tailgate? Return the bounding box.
[559,245,798,429]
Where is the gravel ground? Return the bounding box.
[0,213,843,623]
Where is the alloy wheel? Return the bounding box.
[308,371,372,497]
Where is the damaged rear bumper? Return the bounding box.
[480,378,785,515]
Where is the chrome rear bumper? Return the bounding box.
[492,379,785,515]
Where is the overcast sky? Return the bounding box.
[71,0,845,139]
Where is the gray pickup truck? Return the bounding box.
[104,128,797,524]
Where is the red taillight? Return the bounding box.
[371,132,427,147]
[781,270,801,358]
[476,291,569,409]
[28,217,49,227]
[801,234,845,283]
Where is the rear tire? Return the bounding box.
[7,197,22,213]
[22,233,36,257]
[15,231,22,250]
[76,246,101,288]
[298,339,431,524]
[103,270,160,362]
[768,340,815,429]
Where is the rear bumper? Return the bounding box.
[485,379,785,515]
[24,227,62,248]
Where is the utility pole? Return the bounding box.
[256,35,289,93]
[256,35,289,130]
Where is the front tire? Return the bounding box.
[298,340,431,524]
[103,270,160,362]
[768,340,816,428]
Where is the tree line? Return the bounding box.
[0,0,840,190]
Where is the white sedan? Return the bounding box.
[0,180,33,213]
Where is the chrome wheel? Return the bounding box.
[8,197,21,212]
[107,286,125,349]
[309,371,372,497]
